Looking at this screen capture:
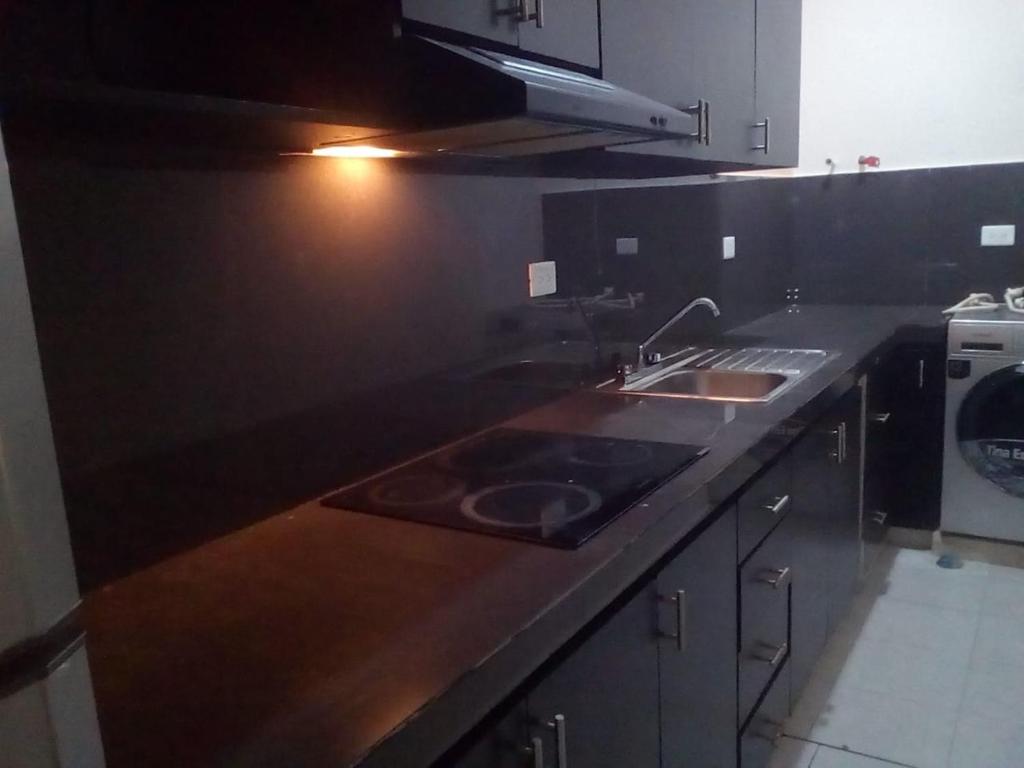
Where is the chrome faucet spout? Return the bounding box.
[637,297,720,371]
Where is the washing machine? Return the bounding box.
[943,309,1024,541]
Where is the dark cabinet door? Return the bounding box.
[658,506,738,768]
[739,663,790,768]
[863,372,893,570]
[602,0,755,162]
[444,702,531,768]
[518,0,601,70]
[749,0,802,166]
[527,583,661,768]
[788,425,834,701]
[401,0,521,47]
[828,386,864,632]
[875,343,946,531]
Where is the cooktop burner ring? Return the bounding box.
[366,473,467,508]
[460,482,602,529]
[568,439,655,468]
[437,432,557,474]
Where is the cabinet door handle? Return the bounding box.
[703,100,711,145]
[870,412,891,424]
[918,359,925,389]
[762,494,791,516]
[546,714,567,768]
[840,422,847,463]
[755,720,785,744]
[531,0,544,27]
[752,116,770,154]
[660,590,688,652]
[758,566,791,589]
[496,0,529,22]
[756,641,789,667]
[871,511,888,525]
[830,425,844,463]
[525,736,544,768]
[682,99,706,144]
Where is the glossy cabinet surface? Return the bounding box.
[402,0,601,69]
[749,0,803,166]
[659,506,739,768]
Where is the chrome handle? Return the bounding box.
[762,494,791,516]
[840,422,847,463]
[870,412,891,424]
[755,720,785,744]
[682,99,706,144]
[756,641,788,667]
[546,714,567,768]
[918,359,925,389]
[752,117,770,154]
[758,566,791,589]
[830,426,843,463]
[871,510,888,525]
[660,590,687,652]
[525,736,544,768]
[703,101,711,145]
[532,0,544,28]
[496,0,528,21]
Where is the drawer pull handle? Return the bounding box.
[756,641,789,667]
[755,720,785,744]
[762,494,791,516]
[660,590,688,652]
[870,412,891,424]
[758,566,791,589]
[524,737,544,768]
[545,714,567,768]
[871,511,888,525]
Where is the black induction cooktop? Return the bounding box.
[321,428,707,548]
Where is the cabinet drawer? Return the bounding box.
[738,457,793,562]
[739,528,791,725]
[739,661,791,768]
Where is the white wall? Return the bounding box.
[797,0,1024,175]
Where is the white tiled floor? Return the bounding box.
[771,535,1024,768]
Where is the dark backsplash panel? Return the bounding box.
[543,162,1024,317]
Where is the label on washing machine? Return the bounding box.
[960,439,1024,498]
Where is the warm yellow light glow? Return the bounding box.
[311,145,402,159]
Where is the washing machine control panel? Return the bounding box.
[948,319,1019,357]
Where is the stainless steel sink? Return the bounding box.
[631,369,789,401]
[598,347,831,403]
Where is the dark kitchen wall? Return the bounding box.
[543,177,796,348]
[543,162,1024,320]
[5,130,592,588]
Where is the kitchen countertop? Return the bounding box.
[81,305,947,768]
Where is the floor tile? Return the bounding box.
[810,745,906,767]
[830,637,967,712]
[948,715,1024,768]
[971,612,1024,671]
[768,736,818,768]
[888,547,990,577]
[879,562,988,613]
[982,572,1024,618]
[857,597,978,659]
[804,685,957,768]
[961,661,1024,721]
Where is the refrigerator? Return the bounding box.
[0,128,106,766]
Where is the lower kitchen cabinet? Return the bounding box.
[526,583,661,768]
[739,662,791,768]
[659,506,739,768]
[828,386,864,630]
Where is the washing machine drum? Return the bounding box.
[958,364,1024,497]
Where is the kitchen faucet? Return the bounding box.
[635,296,720,374]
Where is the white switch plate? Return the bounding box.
[528,261,557,297]
[722,236,736,260]
[616,237,639,256]
[981,225,1016,247]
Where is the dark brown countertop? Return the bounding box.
[81,305,947,768]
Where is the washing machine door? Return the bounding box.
[957,363,1024,497]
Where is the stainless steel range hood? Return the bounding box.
[314,39,698,158]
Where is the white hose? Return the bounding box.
[1006,287,1024,313]
[942,288,1024,314]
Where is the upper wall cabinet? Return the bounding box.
[601,0,801,168]
[401,0,601,70]
[750,0,803,167]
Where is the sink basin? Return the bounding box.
[628,369,789,401]
[597,347,831,403]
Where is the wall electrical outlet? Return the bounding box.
[616,237,639,256]
[528,261,557,297]
[722,236,736,260]
[981,225,1016,247]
